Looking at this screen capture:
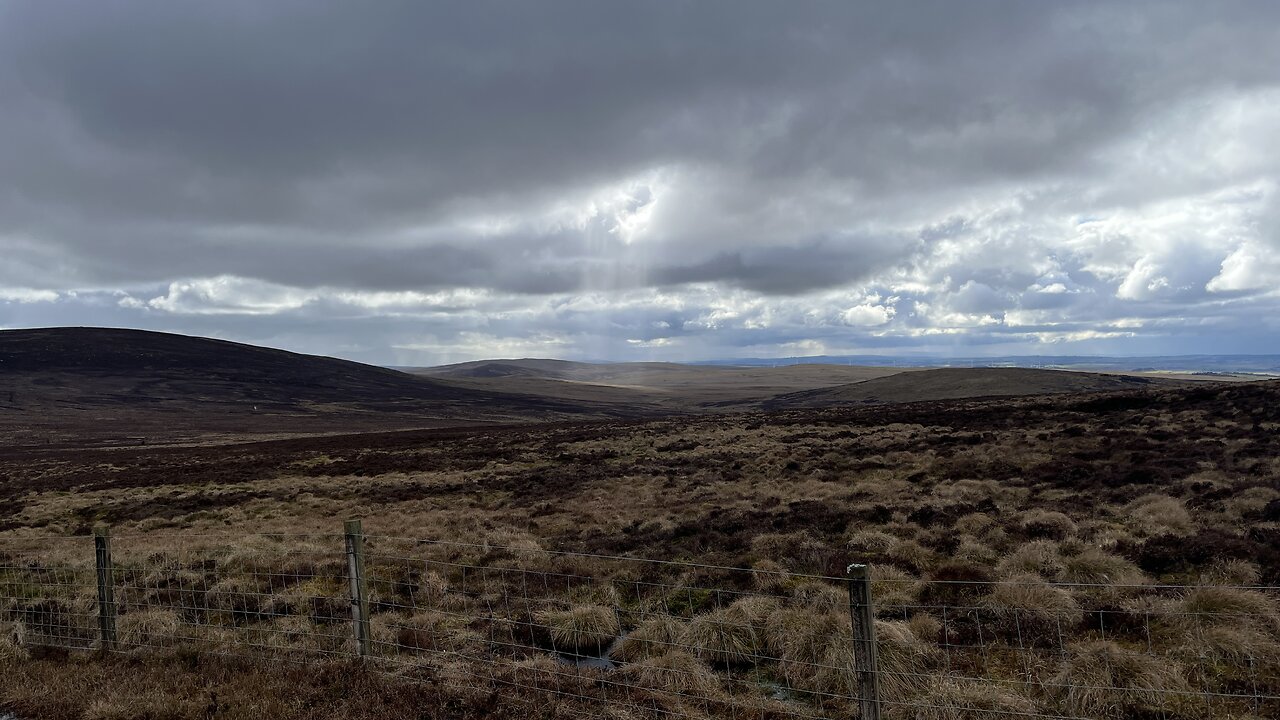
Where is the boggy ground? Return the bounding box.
[3,380,1280,719]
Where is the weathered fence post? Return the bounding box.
[847,563,882,720]
[93,526,118,651]
[344,519,371,657]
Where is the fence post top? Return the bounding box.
[344,518,363,533]
[846,562,868,576]
[93,525,111,538]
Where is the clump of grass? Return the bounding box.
[767,610,937,702]
[118,609,183,649]
[1174,586,1280,638]
[1125,494,1195,538]
[953,536,998,565]
[750,558,791,593]
[1198,559,1261,586]
[613,615,685,663]
[910,676,1038,720]
[680,597,777,666]
[1052,640,1191,719]
[953,512,996,536]
[871,565,922,613]
[995,540,1064,578]
[982,573,1083,645]
[535,604,620,655]
[622,650,724,699]
[847,529,899,555]
[1057,547,1146,588]
[788,581,845,614]
[205,576,267,615]
[0,620,28,661]
[886,539,937,573]
[1019,509,1078,541]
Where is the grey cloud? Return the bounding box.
[2,2,1280,360]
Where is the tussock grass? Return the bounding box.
[1052,640,1192,719]
[613,615,686,663]
[909,676,1038,720]
[982,573,1083,645]
[1018,509,1077,541]
[204,576,267,615]
[118,608,183,649]
[680,599,772,666]
[1,620,28,661]
[1057,547,1146,588]
[871,565,922,612]
[535,604,620,654]
[995,540,1063,578]
[1125,494,1195,538]
[622,650,724,699]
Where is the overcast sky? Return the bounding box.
[2,2,1279,365]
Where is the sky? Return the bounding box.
[2,2,1279,366]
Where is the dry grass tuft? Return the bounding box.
[1052,640,1191,719]
[983,573,1083,644]
[871,565,922,612]
[613,615,686,663]
[680,599,772,666]
[910,675,1038,720]
[1057,547,1146,588]
[1,620,29,661]
[995,540,1064,579]
[788,581,846,614]
[1125,494,1196,538]
[535,604,620,654]
[622,650,724,699]
[1018,509,1077,541]
[117,609,183,649]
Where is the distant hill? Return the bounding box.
[412,358,913,410]
[763,367,1169,409]
[0,328,623,447]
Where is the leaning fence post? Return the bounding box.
[93,526,118,651]
[847,563,882,720]
[344,519,371,657]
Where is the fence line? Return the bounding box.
[3,524,1280,720]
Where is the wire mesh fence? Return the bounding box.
[3,525,1280,720]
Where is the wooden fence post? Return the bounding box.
[94,526,118,651]
[847,563,882,720]
[344,519,371,657]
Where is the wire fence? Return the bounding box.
[3,526,1280,720]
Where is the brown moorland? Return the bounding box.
[4,369,1280,719]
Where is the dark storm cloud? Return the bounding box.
[2,1,1279,361]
